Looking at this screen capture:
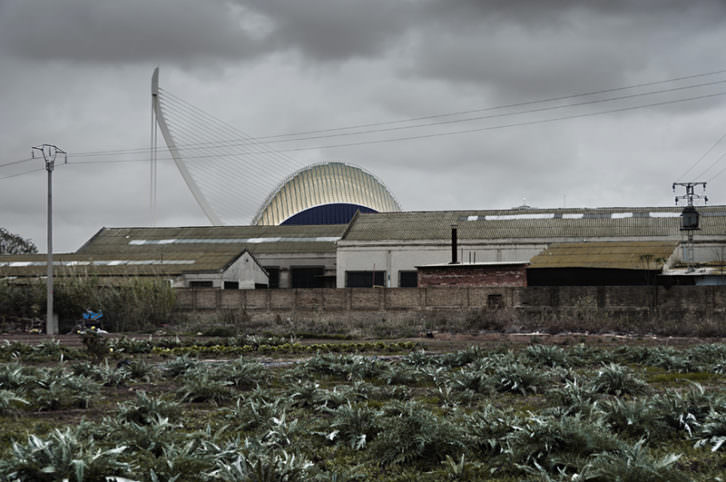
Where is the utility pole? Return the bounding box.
[673,182,707,273]
[32,144,67,335]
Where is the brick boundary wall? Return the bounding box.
[174,286,726,337]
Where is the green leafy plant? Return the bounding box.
[694,408,726,451]
[0,389,29,415]
[524,344,569,368]
[177,370,234,405]
[504,414,618,475]
[116,392,181,425]
[207,447,313,482]
[0,428,131,481]
[372,401,465,467]
[320,402,381,450]
[588,363,649,396]
[581,439,688,482]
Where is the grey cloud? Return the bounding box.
[402,1,726,99]
[240,0,417,61]
[0,0,265,63]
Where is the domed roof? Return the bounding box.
[253,162,400,225]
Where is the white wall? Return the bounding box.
[336,241,546,288]
[255,252,336,288]
[223,252,269,289]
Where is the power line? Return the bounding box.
[680,128,726,179]
[0,167,45,181]
[66,78,726,162]
[50,88,726,167]
[65,68,726,160]
[0,157,34,168]
[695,150,726,180]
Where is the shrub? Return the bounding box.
[1,276,175,333]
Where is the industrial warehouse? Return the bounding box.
[2,204,726,289]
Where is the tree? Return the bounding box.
[0,227,38,254]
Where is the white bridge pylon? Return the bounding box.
[151,67,223,225]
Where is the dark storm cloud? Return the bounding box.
[239,0,417,61]
[406,0,726,97]
[0,0,266,63]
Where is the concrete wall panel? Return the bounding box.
[351,289,382,310]
[246,290,270,311]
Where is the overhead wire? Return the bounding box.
[159,88,302,171]
[695,149,726,180]
[63,68,726,160]
[0,167,44,181]
[156,90,300,219]
[46,88,726,164]
[0,157,34,168]
[680,128,726,180]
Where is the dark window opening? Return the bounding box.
[399,271,418,288]
[224,281,239,290]
[254,283,268,289]
[346,271,385,288]
[291,267,325,288]
[265,267,280,289]
[190,281,213,288]
[487,294,504,309]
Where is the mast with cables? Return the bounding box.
[673,181,708,273]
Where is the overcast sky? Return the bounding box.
[1,0,726,252]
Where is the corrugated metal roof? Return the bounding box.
[528,241,678,270]
[77,224,346,256]
[0,252,242,278]
[341,206,726,242]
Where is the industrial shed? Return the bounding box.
[75,224,346,288]
[527,241,678,286]
[0,250,268,289]
[337,206,726,288]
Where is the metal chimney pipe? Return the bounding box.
[450,223,458,264]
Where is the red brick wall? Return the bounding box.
[418,265,527,288]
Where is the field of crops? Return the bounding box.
[1,335,725,481]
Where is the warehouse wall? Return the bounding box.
[174,285,726,337]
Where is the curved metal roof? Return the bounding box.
[253,162,400,225]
